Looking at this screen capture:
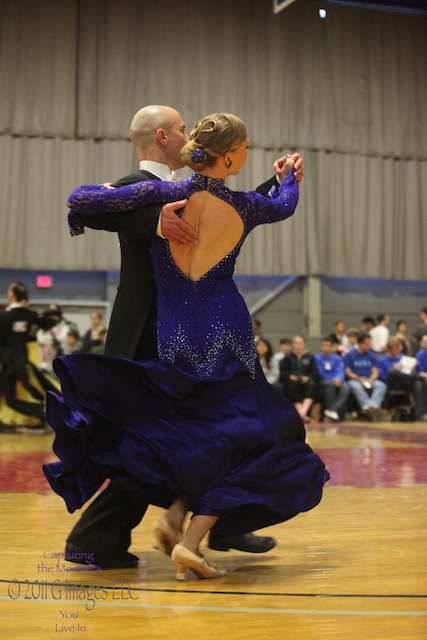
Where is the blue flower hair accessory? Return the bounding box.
[191,148,208,165]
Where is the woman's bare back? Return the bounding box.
[169,191,244,282]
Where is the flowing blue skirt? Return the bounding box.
[44,353,329,535]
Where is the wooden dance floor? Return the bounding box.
[0,419,426,639]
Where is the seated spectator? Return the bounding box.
[393,320,411,355]
[315,337,350,422]
[378,338,418,421]
[91,328,108,355]
[370,313,390,355]
[415,335,427,363]
[50,304,77,350]
[377,337,416,391]
[343,332,387,419]
[345,327,359,351]
[328,320,350,356]
[273,337,292,364]
[38,307,81,373]
[256,338,281,390]
[279,335,318,423]
[37,325,62,374]
[62,328,83,355]
[411,307,427,354]
[82,311,107,353]
[414,335,427,421]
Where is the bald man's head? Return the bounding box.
[130,106,172,149]
[129,105,187,169]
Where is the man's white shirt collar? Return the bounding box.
[7,302,25,310]
[139,160,176,182]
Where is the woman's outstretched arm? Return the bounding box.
[67,179,191,214]
[242,169,300,232]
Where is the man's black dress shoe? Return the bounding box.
[207,532,276,553]
[65,542,138,569]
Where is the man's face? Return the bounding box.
[165,112,188,170]
[388,343,402,358]
[280,342,292,355]
[293,336,306,354]
[358,338,371,353]
[321,340,334,357]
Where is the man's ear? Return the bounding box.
[157,128,168,146]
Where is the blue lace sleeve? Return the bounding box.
[67,180,192,236]
[238,170,299,234]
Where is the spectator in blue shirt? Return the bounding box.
[315,337,350,422]
[415,335,427,367]
[414,335,427,420]
[344,333,387,418]
[377,337,416,389]
[377,337,417,419]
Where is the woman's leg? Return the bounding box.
[171,514,226,580]
[154,495,189,556]
[165,495,190,533]
[181,514,218,556]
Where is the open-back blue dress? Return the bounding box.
[43,171,329,535]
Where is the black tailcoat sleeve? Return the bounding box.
[256,176,278,196]
[73,170,163,360]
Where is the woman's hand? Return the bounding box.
[102,182,115,189]
[273,153,304,184]
[160,200,198,247]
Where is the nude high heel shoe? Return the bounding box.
[153,515,182,557]
[171,544,227,581]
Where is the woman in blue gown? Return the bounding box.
[44,113,329,580]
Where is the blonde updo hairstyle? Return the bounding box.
[181,113,247,171]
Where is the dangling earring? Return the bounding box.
[226,160,232,169]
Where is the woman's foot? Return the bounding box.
[171,544,227,581]
[153,514,182,557]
